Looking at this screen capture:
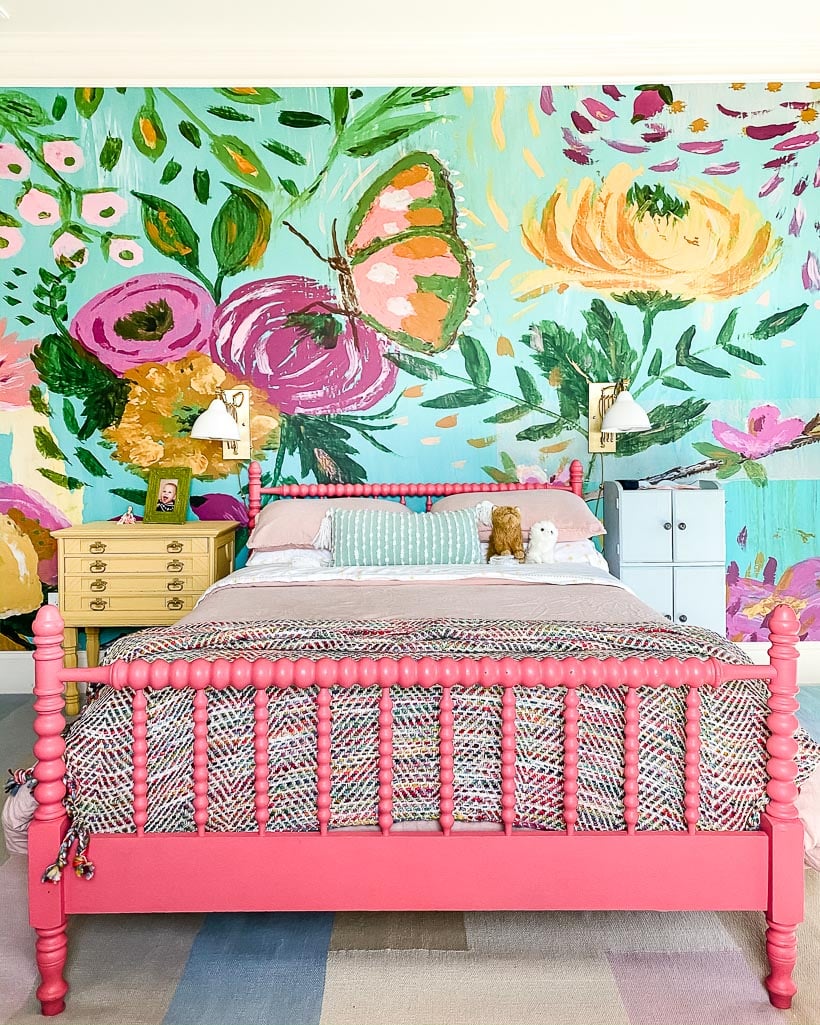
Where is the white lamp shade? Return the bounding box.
[190,398,241,442]
[601,389,651,434]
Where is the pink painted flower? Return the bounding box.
[17,187,60,225]
[109,238,144,266]
[802,251,820,291]
[52,231,87,268]
[81,191,128,226]
[42,140,84,174]
[71,273,214,375]
[632,89,665,123]
[712,404,804,459]
[0,226,24,259]
[515,464,548,484]
[0,143,30,180]
[0,482,71,586]
[0,320,38,410]
[212,276,398,415]
[726,557,820,642]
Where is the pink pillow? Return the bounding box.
[248,497,410,550]
[431,490,605,543]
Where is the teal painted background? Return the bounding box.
[0,84,818,645]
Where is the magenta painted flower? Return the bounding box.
[81,191,127,226]
[211,276,398,415]
[109,239,144,267]
[726,557,820,642]
[0,482,71,586]
[190,492,249,526]
[71,273,215,375]
[42,140,84,174]
[0,320,38,410]
[802,251,820,291]
[0,226,24,259]
[17,188,60,226]
[0,143,30,180]
[52,231,87,269]
[631,89,665,123]
[712,404,804,459]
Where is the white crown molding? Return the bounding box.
[0,32,819,85]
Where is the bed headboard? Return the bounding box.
[246,459,584,531]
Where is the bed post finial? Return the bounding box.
[762,602,802,1010]
[248,461,262,530]
[569,459,584,497]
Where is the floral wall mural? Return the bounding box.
[0,83,818,647]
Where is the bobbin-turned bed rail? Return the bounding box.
[28,603,804,1015]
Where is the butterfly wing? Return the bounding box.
[345,152,476,354]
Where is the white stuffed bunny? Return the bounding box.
[525,519,558,564]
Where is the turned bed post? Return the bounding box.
[761,603,803,1010]
[248,460,262,530]
[30,605,70,1017]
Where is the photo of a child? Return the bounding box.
[155,479,178,512]
[144,466,191,524]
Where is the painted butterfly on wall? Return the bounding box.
[286,151,476,355]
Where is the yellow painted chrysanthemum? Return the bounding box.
[0,513,41,617]
[514,163,781,303]
[104,353,280,480]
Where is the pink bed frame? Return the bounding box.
[29,459,804,1015]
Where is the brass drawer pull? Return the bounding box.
[90,560,107,573]
[167,559,184,572]
[167,579,184,592]
[90,598,107,611]
[89,579,107,592]
[166,597,184,610]
[166,540,184,553]
[89,541,107,554]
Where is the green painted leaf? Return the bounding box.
[0,90,52,128]
[582,298,636,378]
[33,425,67,461]
[51,95,68,121]
[99,135,123,171]
[37,468,83,491]
[459,335,491,388]
[207,105,255,122]
[611,289,694,314]
[743,460,768,486]
[483,465,519,485]
[75,448,110,478]
[110,487,147,506]
[278,110,331,129]
[484,404,531,424]
[0,209,21,228]
[216,88,281,105]
[614,398,709,457]
[210,135,273,191]
[715,307,739,349]
[522,320,609,427]
[515,365,542,406]
[132,191,200,272]
[716,462,742,479]
[692,442,739,461]
[74,87,104,118]
[751,304,808,340]
[132,105,167,161]
[62,398,79,434]
[515,421,565,442]
[341,112,445,158]
[159,159,182,185]
[330,87,350,132]
[420,388,492,409]
[261,138,307,165]
[500,451,516,472]
[383,351,441,381]
[674,325,731,378]
[720,341,764,366]
[660,376,693,391]
[211,184,272,279]
[29,386,50,417]
[178,120,202,148]
[648,348,663,377]
[17,315,34,326]
[193,167,210,205]
[278,177,299,197]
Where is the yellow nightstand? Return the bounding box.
[51,520,239,715]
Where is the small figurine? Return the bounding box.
[118,506,137,525]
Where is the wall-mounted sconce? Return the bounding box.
[190,386,251,460]
[588,381,650,453]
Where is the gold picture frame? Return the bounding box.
[143,467,192,524]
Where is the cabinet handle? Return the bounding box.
[89,579,107,592]
[664,614,672,621]
[167,579,184,591]
[677,522,687,531]
[166,540,184,553]
[678,614,688,623]
[89,541,107,554]
[89,560,107,573]
[663,522,672,530]
[167,559,184,572]
[166,597,184,610]
[89,598,107,611]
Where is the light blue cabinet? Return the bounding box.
[603,481,726,634]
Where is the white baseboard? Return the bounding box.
[736,641,820,686]
[0,651,87,695]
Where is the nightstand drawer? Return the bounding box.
[63,594,197,615]
[62,536,206,556]
[64,555,211,576]
[65,574,210,596]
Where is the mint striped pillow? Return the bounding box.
[332,507,481,566]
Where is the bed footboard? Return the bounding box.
[28,603,804,1015]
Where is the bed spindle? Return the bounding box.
[378,687,394,835]
[623,686,640,834]
[684,687,701,832]
[132,691,148,837]
[253,689,270,835]
[501,687,516,836]
[316,687,332,835]
[192,690,209,836]
[439,687,455,836]
[563,687,580,834]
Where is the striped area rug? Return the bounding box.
[2,689,820,1025]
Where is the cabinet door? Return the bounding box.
[617,490,673,563]
[672,489,724,563]
[673,565,726,634]
[618,565,674,621]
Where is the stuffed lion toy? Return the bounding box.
[486,505,525,563]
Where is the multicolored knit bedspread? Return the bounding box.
[62,618,820,836]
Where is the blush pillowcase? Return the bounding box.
[431,489,605,543]
[247,497,410,551]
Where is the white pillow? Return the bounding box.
[246,548,332,568]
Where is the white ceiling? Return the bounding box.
[0,0,818,83]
